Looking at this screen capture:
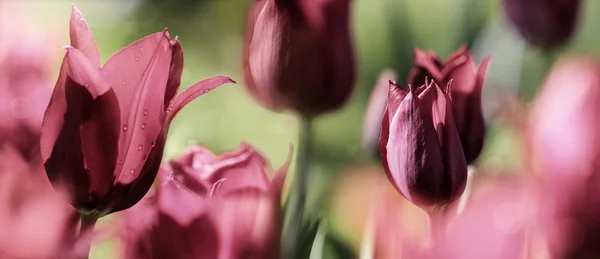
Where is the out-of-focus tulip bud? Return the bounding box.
[362,70,397,159]
[121,143,288,259]
[40,6,234,217]
[527,58,600,258]
[0,146,77,259]
[434,175,535,259]
[243,0,356,117]
[379,80,467,208]
[408,47,490,164]
[502,0,581,49]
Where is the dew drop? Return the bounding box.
[130,169,135,174]
[117,160,123,165]
[142,72,147,75]
[141,123,146,130]
[138,144,143,151]
[122,81,126,85]
[203,89,210,93]
[139,47,144,51]
[166,107,173,113]
[84,84,89,88]
[122,125,128,132]
[151,141,156,147]
[135,57,140,61]
[143,109,148,116]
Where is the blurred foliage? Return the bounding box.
[16,0,600,258]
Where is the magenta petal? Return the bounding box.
[164,39,184,109]
[64,47,110,97]
[157,172,208,227]
[102,31,172,185]
[408,49,444,86]
[165,76,236,123]
[69,6,100,68]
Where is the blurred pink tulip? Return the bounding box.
[121,143,288,259]
[528,58,600,258]
[40,6,234,217]
[362,70,397,159]
[0,146,77,259]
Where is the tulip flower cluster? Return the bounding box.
[0,0,596,259]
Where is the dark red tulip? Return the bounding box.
[502,0,581,49]
[362,70,397,159]
[408,47,490,164]
[40,6,235,217]
[379,80,467,208]
[120,143,288,259]
[528,58,600,258]
[243,0,356,117]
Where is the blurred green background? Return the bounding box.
[9,0,600,257]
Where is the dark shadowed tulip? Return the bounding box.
[379,80,467,208]
[362,70,397,159]
[0,146,77,259]
[121,143,288,259]
[408,47,490,164]
[40,6,235,217]
[243,0,356,117]
[528,58,600,258]
[502,0,581,49]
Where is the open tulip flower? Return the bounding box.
[40,6,235,217]
[409,47,490,164]
[379,80,467,209]
[121,143,288,259]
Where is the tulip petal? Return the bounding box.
[64,47,110,97]
[158,171,208,227]
[207,143,272,195]
[272,144,293,196]
[102,31,172,185]
[408,49,444,87]
[165,76,236,123]
[384,88,446,206]
[362,70,397,157]
[69,6,100,68]
[164,38,183,109]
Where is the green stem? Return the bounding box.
[78,215,98,259]
[283,116,313,259]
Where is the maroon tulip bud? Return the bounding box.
[408,47,490,164]
[362,70,398,159]
[40,6,235,217]
[528,58,600,258]
[379,80,467,208]
[120,143,288,259]
[502,0,582,49]
[243,0,356,117]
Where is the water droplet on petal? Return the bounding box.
[141,123,146,130]
[138,144,143,151]
[117,160,123,165]
[123,125,128,132]
[84,84,89,88]
[166,107,173,113]
[135,57,140,61]
[143,109,148,116]
[151,141,156,147]
[130,169,135,174]
[139,47,144,51]
[122,81,126,85]
[142,72,147,75]
[203,89,210,93]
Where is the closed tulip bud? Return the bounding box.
[408,47,490,164]
[121,143,288,259]
[528,58,600,258]
[243,0,356,117]
[379,80,467,208]
[40,6,234,217]
[502,0,582,49]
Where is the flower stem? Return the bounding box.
[284,116,314,259]
[78,215,97,259]
[426,207,447,249]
